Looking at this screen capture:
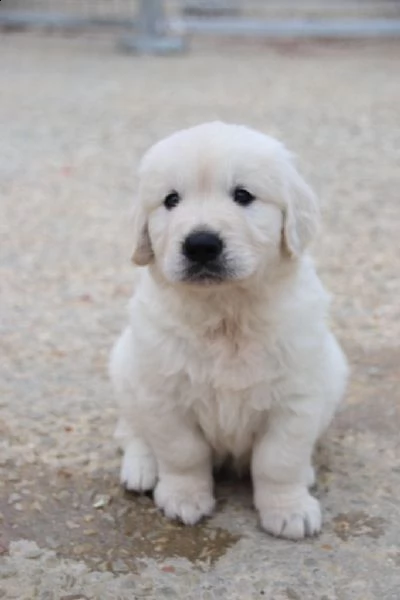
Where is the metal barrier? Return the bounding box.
[0,0,186,53]
[177,0,400,39]
[1,1,400,53]
[0,0,139,29]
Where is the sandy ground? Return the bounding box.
[1,32,400,600]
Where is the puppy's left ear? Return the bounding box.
[130,198,154,266]
[282,164,320,258]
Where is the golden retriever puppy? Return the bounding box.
[110,122,348,539]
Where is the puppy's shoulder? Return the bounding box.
[269,255,331,332]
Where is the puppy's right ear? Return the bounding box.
[130,198,154,266]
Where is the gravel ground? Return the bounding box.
[1,32,400,600]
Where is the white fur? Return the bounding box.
[110,122,348,539]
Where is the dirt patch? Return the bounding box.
[333,510,386,541]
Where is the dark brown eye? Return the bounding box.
[164,191,181,210]
[232,187,255,207]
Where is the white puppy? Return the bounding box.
[110,122,348,540]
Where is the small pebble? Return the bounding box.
[93,494,111,509]
[45,537,59,550]
[0,565,17,578]
[11,541,42,559]
[83,529,97,536]
[6,474,20,483]
[161,565,175,573]
[55,490,70,502]
[101,513,115,524]
[23,546,43,559]
[112,559,130,573]
[72,543,93,556]
[8,493,22,504]
[83,514,94,523]
[66,520,80,530]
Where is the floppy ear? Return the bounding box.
[130,198,154,266]
[282,164,320,258]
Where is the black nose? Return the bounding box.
[183,231,223,264]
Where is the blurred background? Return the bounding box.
[1,2,400,599]
[2,0,400,43]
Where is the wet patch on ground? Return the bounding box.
[1,466,240,573]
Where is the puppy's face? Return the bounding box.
[132,123,319,286]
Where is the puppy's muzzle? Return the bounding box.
[181,230,226,282]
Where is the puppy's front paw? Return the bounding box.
[120,441,157,492]
[154,476,215,525]
[255,484,321,540]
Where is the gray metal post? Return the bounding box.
[119,0,186,55]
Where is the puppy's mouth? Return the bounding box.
[182,261,229,284]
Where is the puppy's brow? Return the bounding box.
[195,156,212,192]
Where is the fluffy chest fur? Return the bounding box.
[192,384,268,464]
[183,319,273,460]
[132,290,288,459]
[129,261,328,460]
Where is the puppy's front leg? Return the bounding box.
[252,403,321,540]
[151,412,215,525]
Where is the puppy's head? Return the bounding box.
[131,122,319,285]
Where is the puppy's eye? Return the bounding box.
[232,187,255,207]
[164,191,181,210]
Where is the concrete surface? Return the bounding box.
[1,33,400,600]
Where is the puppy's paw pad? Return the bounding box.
[258,491,321,540]
[120,448,157,492]
[154,481,215,525]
